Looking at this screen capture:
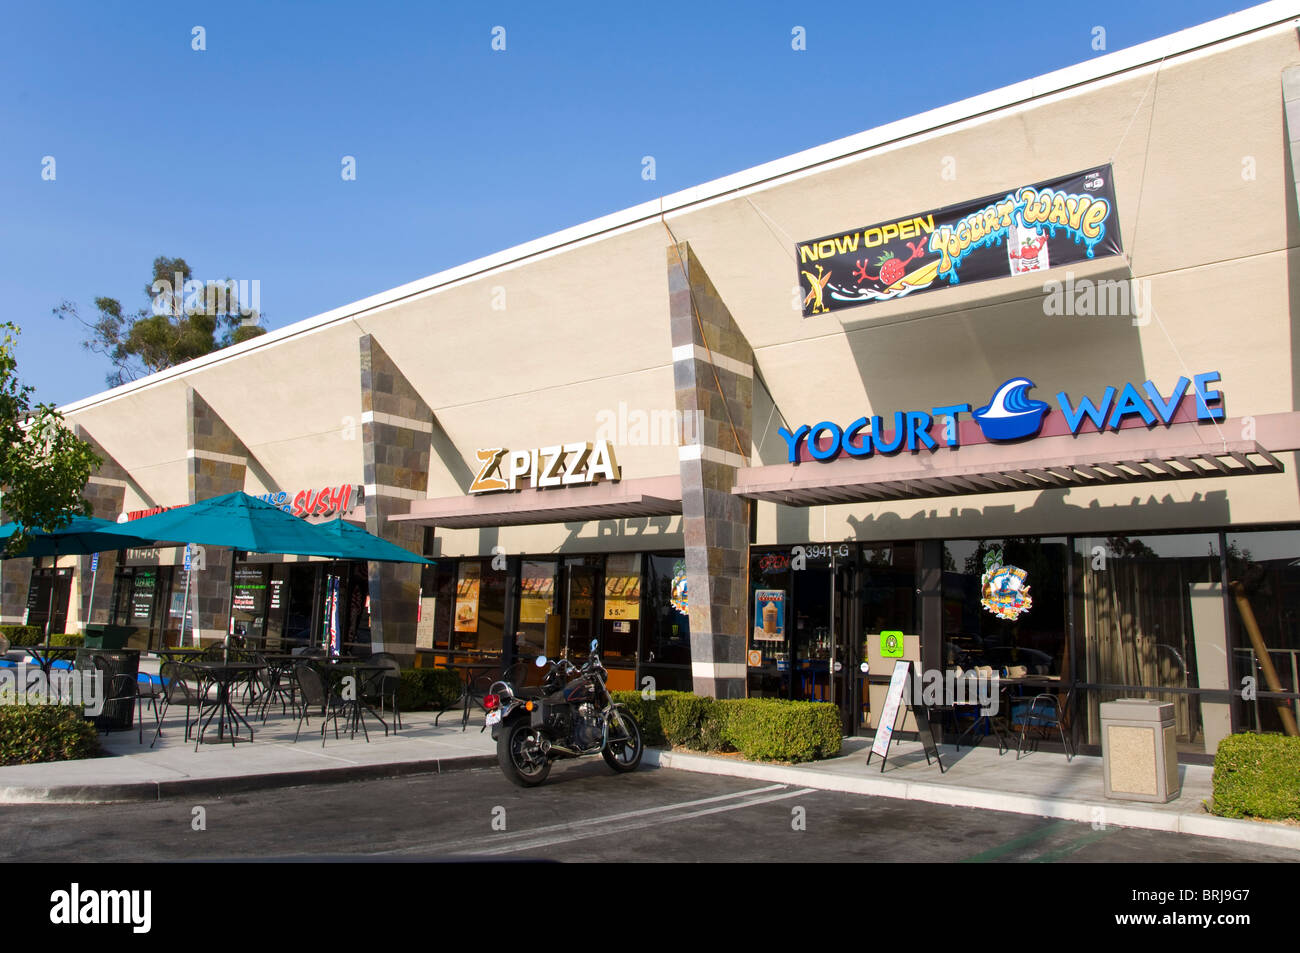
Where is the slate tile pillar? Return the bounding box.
[187,388,250,643]
[72,425,131,625]
[0,512,32,625]
[667,242,754,699]
[360,336,432,666]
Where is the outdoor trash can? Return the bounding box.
[82,624,134,650]
[76,649,141,733]
[1100,699,1180,802]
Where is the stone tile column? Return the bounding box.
[187,388,250,643]
[667,242,754,699]
[360,335,432,666]
[72,425,131,625]
[0,530,32,627]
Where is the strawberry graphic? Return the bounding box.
[853,238,928,287]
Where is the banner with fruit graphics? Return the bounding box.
[796,166,1122,317]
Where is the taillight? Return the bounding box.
[484,694,499,710]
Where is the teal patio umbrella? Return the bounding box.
[96,493,431,653]
[0,515,156,659]
[307,518,433,565]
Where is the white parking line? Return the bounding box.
[471,787,819,857]
[376,783,793,856]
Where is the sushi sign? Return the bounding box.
[796,166,1123,317]
[778,371,1225,463]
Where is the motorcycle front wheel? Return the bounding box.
[601,708,643,773]
[498,720,551,787]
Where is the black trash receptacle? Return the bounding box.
[83,625,133,651]
[77,649,141,732]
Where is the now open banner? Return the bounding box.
[797,166,1123,317]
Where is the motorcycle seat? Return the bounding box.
[514,686,545,700]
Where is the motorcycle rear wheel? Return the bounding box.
[602,708,643,773]
[498,720,551,787]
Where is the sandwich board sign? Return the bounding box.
[866,659,944,773]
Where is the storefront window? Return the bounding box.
[517,559,558,658]
[231,564,270,646]
[452,558,507,659]
[1225,529,1300,735]
[599,554,640,666]
[642,554,691,691]
[944,538,1069,676]
[1074,533,1219,752]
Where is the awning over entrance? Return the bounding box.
[391,475,683,529]
[734,416,1297,507]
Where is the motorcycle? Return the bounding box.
[485,639,643,787]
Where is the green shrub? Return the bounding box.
[658,692,716,749]
[397,668,463,712]
[1211,733,1300,821]
[51,633,84,648]
[610,690,666,746]
[0,625,41,646]
[726,698,842,763]
[700,699,740,753]
[0,705,99,765]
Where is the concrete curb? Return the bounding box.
[0,754,500,804]
[644,748,1300,852]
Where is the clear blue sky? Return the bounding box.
[0,0,1260,406]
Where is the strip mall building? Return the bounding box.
[6,3,1300,760]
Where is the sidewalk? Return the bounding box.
[645,737,1300,852]
[0,704,498,803]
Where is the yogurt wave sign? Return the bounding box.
[797,166,1123,317]
[777,371,1225,463]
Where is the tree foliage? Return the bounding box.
[0,323,101,555]
[54,255,267,387]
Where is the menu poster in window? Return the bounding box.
[231,567,267,614]
[269,578,285,612]
[454,563,480,632]
[131,570,157,622]
[519,562,555,624]
[603,554,641,621]
[753,589,785,642]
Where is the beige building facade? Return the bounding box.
[7,2,1300,759]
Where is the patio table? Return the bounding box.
[186,661,263,748]
[307,660,390,739]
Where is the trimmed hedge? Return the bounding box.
[0,705,99,765]
[611,690,842,763]
[397,668,464,712]
[726,698,841,763]
[1211,733,1300,821]
[0,625,41,646]
[50,633,84,648]
[609,690,668,747]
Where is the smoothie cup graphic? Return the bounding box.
[1008,221,1049,274]
[762,600,779,636]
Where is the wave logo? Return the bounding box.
[972,378,1050,441]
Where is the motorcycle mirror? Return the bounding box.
[590,639,598,652]
[535,656,548,668]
